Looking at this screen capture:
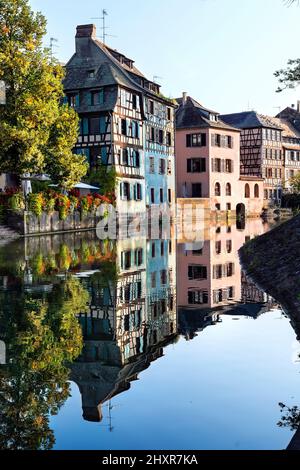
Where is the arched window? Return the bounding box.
[226,183,231,196]
[254,183,259,198]
[245,183,250,198]
[215,182,221,196]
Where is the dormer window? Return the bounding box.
[210,114,218,122]
[87,70,95,78]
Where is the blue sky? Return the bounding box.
[30,0,300,115]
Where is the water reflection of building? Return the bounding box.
[71,238,177,423]
[177,219,273,311]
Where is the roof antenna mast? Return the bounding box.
[91,8,116,44]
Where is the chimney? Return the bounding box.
[76,24,96,39]
[297,101,300,113]
[182,92,187,104]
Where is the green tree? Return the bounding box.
[275,1,300,91]
[0,277,88,449]
[0,0,88,189]
[289,173,300,193]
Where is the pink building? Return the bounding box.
[177,219,269,309]
[176,94,264,217]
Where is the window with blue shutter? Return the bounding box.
[100,116,106,134]
[135,121,140,139]
[75,94,80,107]
[101,146,108,165]
[63,96,68,105]
[133,184,137,201]
[85,148,90,162]
[82,118,89,135]
[120,182,123,199]
[131,121,136,138]
[99,88,104,104]
[87,92,92,106]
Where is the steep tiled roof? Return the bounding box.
[221,111,282,130]
[176,96,239,131]
[276,107,300,133]
[261,115,300,139]
[64,27,175,107]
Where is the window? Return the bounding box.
[167,107,171,120]
[166,132,172,146]
[188,290,209,305]
[211,134,221,147]
[90,117,100,135]
[213,289,223,304]
[212,158,222,172]
[167,160,172,175]
[161,241,165,256]
[149,100,154,115]
[122,148,129,166]
[151,242,156,258]
[69,93,79,108]
[132,94,137,109]
[135,183,142,201]
[87,69,95,78]
[215,182,221,196]
[268,168,272,178]
[150,127,155,142]
[227,263,234,277]
[120,182,131,200]
[211,133,234,148]
[81,118,89,135]
[192,183,202,198]
[161,270,167,285]
[134,150,140,168]
[215,241,222,254]
[121,119,127,136]
[132,121,140,139]
[254,184,259,198]
[149,157,155,173]
[169,241,172,254]
[159,159,166,174]
[225,159,233,173]
[151,272,156,288]
[226,240,232,253]
[168,188,172,204]
[226,203,231,211]
[187,158,206,173]
[135,248,143,266]
[245,183,250,198]
[160,188,164,203]
[215,203,221,211]
[188,265,207,280]
[213,265,223,279]
[121,251,131,270]
[158,129,164,144]
[150,188,155,204]
[90,89,104,105]
[186,133,206,147]
[226,183,231,196]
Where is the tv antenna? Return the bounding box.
[153,75,163,84]
[91,9,117,44]
[50,37,59,57]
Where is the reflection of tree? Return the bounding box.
[0,277,88,450]
[278,403,300,431]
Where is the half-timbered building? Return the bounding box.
[63,24,176,214]
[221,111,284,204]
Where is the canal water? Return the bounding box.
[0,218,299,450]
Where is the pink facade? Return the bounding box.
[177,219,270,309]
[175,96,264,217]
